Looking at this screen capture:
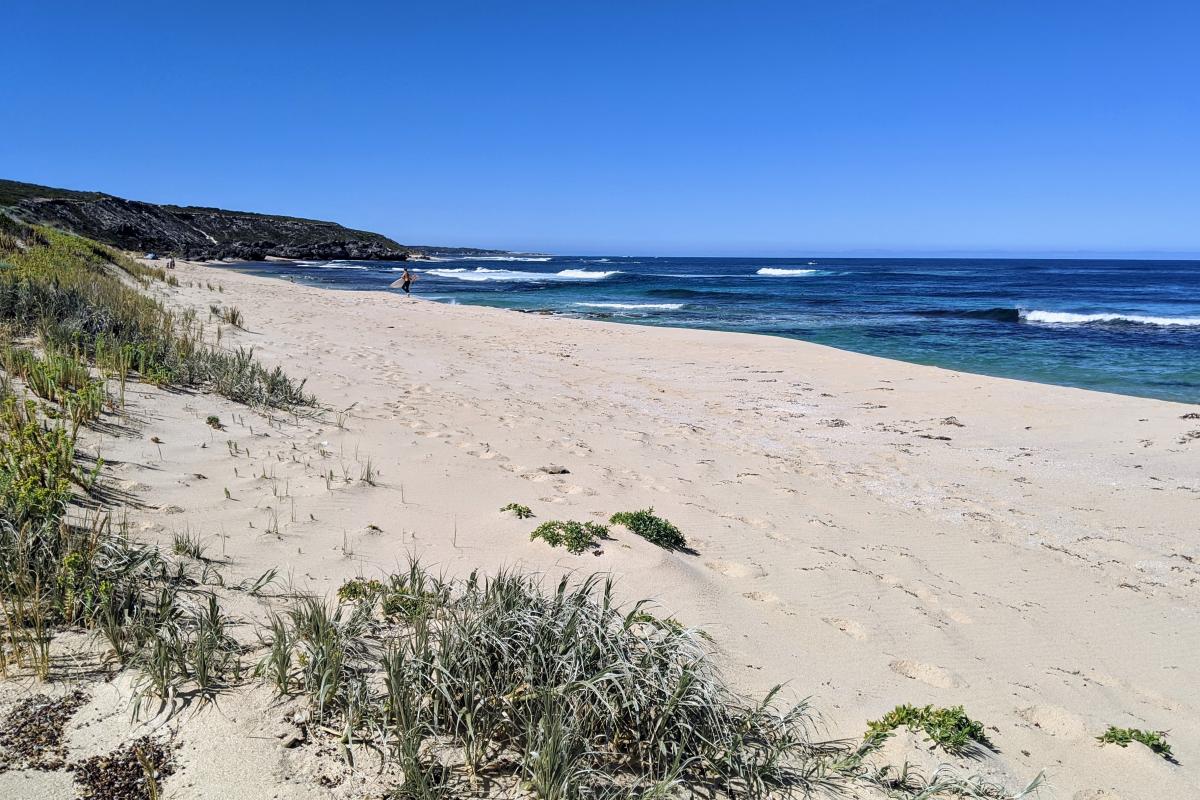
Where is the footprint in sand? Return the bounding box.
[742,591,780,604]
[889,660,966,689]
[823,617,869,640]
[1071,790,1125,800]
[706,560,754,578]
[944,607,974,624]
[1016,705,1088,739]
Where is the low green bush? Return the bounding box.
[530,519,608,554]
[609,508,687,550]
[1097,726,1173,760]
[866,704,990,754]
[500,502,533,519]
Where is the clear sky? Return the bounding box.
[3,1,1198,256]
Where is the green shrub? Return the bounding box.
[530,520,608,554]
[337,578,385,604]
[1097,726,1173,759]
[866,704,990,754]
[0,396,78,528]
[609,508,687,550]
[500,502,533,519]
[337,569,447,621]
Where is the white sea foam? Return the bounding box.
[572,302,684,311]
[425,268,619,282]
[556,269,620,279]
[1021,310,1200,326]
[459,255,553,262]
[755,268,819,277]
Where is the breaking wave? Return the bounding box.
[918,307,1200,327]
[572,302,684,311]
[755,268,828,277]
[1021,310,1200,327]
[424,268,619,282]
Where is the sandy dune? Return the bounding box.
[3,258,1195,799]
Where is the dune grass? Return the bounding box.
[266,564,844,798]
[0,214,313,409]
[0,218,262,699]
[260,562,1043,799]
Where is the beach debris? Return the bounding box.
[538,464,570,474]
[1181,412,1200,419]
[72,736,175,800]
[279,725,307,748]
[0,690,89,771]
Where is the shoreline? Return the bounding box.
[218,258,1200,407]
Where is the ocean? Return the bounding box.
[227,256,1200,404]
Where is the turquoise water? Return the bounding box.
[226,256,1200,404]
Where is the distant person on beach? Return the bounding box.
[392,267,416,298]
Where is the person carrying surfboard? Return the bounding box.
[389,267,416,298]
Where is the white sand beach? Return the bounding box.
[3,258,1195,800]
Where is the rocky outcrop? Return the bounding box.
[1,179,414,261]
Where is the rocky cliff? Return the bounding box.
[1,179,496,261]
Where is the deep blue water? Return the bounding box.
[227,256,1200,403]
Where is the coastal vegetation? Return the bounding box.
[500,501,535,519]
[1097,726,1174,760]
[865,705,991,755]
[530,519,610,554]
[0,214,314,409]
[209,303,244,328]
[609,508,687,551]
[0,214,309,693]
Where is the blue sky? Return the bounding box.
[3,1,1198,256]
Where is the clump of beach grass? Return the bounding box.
[263,563,847,797]
[259,562,1045,799]
[171,531,206,560]
[209,304,244,328]
[609,507,687,550]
